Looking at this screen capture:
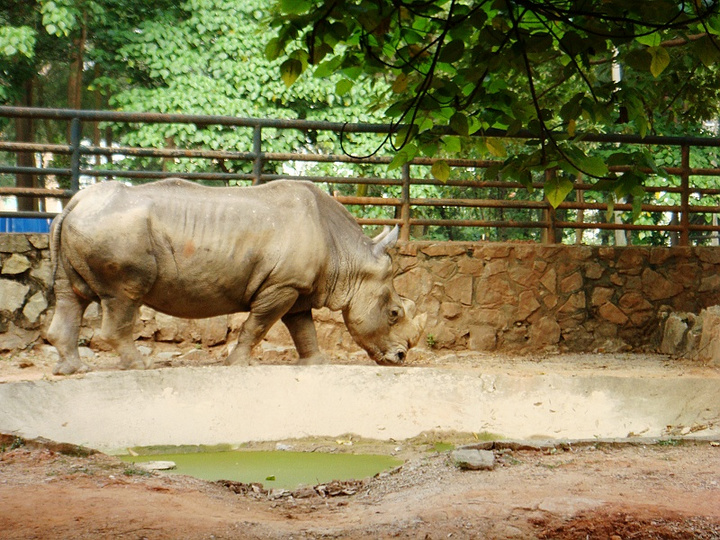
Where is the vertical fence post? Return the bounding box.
[542,169,558,244]
[252,124,263,185]
[400,162,411,241]
[680,144,690,246]
[70,117,82,192]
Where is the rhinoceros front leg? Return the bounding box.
[46,274,91,376]
[282,310,326,365]
[99,297,151,371]
[226,286,300,366]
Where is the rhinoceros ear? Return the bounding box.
[372,225,399,257]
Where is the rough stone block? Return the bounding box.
[28,234,49,250]
[468,324,497,351]
[641,268,684,301]
[697,306,720,366]
[2,254,32,275]
[618,291,653,313]
[0,235,31,253]
[591,286,614,307]
[598,302,629,325]
[0,322,39,351]
[23,291,48,323]
[560,271,583,294]
[0,279,30,312]
[584,262,604,279]
[540,268,557,293]
[528,316,561,347]
[30,260,53,287]
[439,302,462,320]
[516,290,540,321]
[445,275,473,305]
[660,313,689,355]
[451,449,495,470]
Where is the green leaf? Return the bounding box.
[394,124,418,147]
[431,160,451,182]
[450,112,469,136]
[314,56,342,78]
[442,135,461,154]
[392,73,409,93]
[388,145,416,170]
[439,40,465,63]
[569,152,608,178]
[265,38,283,61]
[635,33,661,47]
[280,0,310,15]
[280,58,303,87]
[335,78,353,96]
[485,138,506,158]
[649,46,670,78]
[544,174,574,208]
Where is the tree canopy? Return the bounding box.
[269,0,720,192]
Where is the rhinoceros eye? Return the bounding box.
[388,306,404,325]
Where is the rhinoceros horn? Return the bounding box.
[372,225,399,257]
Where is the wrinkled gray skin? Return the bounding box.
[46,179,426,375]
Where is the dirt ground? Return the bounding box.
[2,343,720,539]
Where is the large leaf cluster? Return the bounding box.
[105,0,391,167]
[270,0,720,203]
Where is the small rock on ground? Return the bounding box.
[451,449,495,470]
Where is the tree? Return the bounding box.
[100,0,392,178]
[269,0,720,204]
[0,1,179,206]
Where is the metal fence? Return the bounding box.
[2,105,720,245]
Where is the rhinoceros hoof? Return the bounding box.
[120,360,152,371]
[52,361,91,376]
[297,354,328,366]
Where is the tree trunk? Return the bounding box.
[15,79,38,212]
[67,15,87,111]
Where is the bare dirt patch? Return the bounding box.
[1,346,720,538]
[1,435,719,539]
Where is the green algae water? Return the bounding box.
[120,450,403,489]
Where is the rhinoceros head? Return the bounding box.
[342,227,427,366]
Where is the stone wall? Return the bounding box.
[2,233,720,356]
[394,242,720,354]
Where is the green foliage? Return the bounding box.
[100,0,391,174]
[269,0,720,204]
[0,26,36,59]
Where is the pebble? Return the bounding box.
[135,461,176,471]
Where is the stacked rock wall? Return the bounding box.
[393,242,720,354]
[2,233,720,355]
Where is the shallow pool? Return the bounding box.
[120,450,403,489]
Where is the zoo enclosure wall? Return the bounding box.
[2,232,720,356]
[2,106,720,245]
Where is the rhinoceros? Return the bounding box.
[46,178,426,375]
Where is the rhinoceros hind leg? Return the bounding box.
[46,272,91,376]
[99,297,151,370]
[281,310,327,365]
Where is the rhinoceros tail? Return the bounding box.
[49,193,82,292]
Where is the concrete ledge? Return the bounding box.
[1,365,718,452]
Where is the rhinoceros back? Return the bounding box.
[55,179,353,319]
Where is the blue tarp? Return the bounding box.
[0,217,53,233]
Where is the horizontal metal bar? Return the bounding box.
[5,106,720,148]
[555,221,684,231]
[0,187,73,198]
[0,106,395,134]
[411,218,548,228]
[335,195,402,206]
[0,210,57,218]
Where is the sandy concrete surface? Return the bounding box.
[1,359,718,452]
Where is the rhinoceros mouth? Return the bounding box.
[374,348,407,366]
